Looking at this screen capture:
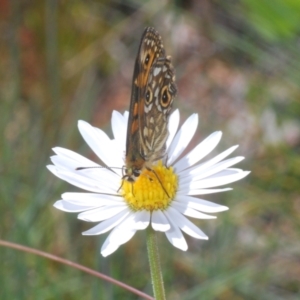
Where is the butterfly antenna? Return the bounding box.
[117,179,124,193]
[76,166,122,171]
[147,167,170,198]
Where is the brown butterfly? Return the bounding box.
[124,27,177,182]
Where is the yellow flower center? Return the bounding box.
[122,161,178,211]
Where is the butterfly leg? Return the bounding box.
[146,167,170,198]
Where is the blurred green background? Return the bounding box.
[1,0,300,299]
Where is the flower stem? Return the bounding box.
[146,226,166,300]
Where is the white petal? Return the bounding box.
[166,109,180,150]
[151,210,171,232]
[54,200,98,212]
[78,204,128,222]
[167,114,198,165]
[50,154,94,171]
[78,120,123,168]
[180,145,239,178]
[176,195,228,213]
[210,168,243,177]
[47,165,58,176]
[111,110,127,143]
[167,206,208,239]
[101,224,137,256]
[101,242,120,257]
[122,211,151,230]
[123,111,129,121]
[171,201,216,219]
[180,157,245,184]
[100,139,124,177]
[81,166,120,182]
[110,138,125,159]
[47,165,119,194]
[51,154,121,183]
[62,192,123,205]
[174,131,222,172]
[164,215,188,251]
[119,211,150,230]
[133,211,151,230]
[188,171,250,189]
[185,188,232,196]
[59,165,120,187]
[82,209,131,235]
[52,147,99,167]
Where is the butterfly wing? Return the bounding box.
[125,27,176,179]
[126,27,165,169]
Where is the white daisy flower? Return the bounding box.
[47,110,249,257]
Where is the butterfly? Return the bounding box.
[124,27,177,182]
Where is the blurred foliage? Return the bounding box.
[1,0,300,299]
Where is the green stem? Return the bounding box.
[146,226,166,300]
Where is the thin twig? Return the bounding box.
[0,239,154,300]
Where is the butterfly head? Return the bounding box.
[123,166,142,182]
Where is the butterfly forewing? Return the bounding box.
[125,27,177,181]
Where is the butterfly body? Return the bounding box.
[124,27,177,182]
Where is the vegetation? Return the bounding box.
[1,1,299,299]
